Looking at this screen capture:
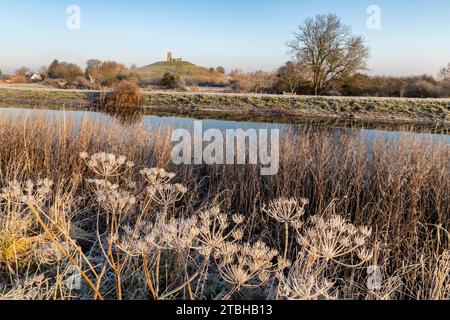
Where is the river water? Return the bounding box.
[0,107,449,145]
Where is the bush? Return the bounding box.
[43,79,65,89]
[103,80,143,110]
[216,66,225,74]
[73,76,101,90]
[47,61,84,81]
[95,61,130,87]
[8,75,28,84]
[161,72,182,89]
[183,75,228,87]
[230,70,275,93]
[339,74,450,98]
[441,80,450,97]
[401,80,442,98]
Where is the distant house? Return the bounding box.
[28,72,42,82]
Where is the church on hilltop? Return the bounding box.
[166,52,183,62]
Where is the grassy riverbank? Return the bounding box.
[0,85,449,125]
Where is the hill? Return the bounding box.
[136,61,227,86]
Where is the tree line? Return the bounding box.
[229,14,450,98]
[3,14,449,97]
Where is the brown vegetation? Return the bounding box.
[14,67,30,77]
[90,61,133,86]
[7,75,29,84]
[439,63,450,81]
[101,80,143,111]
[341,73,450,98]
[41,59,137,89]
[47,60,84,81]
[160,72,182,89]
[230,69,275,93]
[0,114,448,300]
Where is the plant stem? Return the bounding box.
[28,203,104,300]
[284,222,289,261]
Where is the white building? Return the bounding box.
[28,72,42,82]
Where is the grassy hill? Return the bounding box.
[137,61,227,86]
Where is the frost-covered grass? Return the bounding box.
[0,85,448,124]
[0,115,448,300]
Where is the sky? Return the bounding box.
[0,0,449,76]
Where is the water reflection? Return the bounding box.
[103,107,145,126]
[0,106,448,145]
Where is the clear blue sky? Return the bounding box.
[0,0,449,76]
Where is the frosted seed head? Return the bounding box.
[79,152,89,159]
[232,214,245,225]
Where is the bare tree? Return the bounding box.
[248,70,275,94]
[96,61,129,86]
[15,66,30,76]
[85,59,102,82]
[288,14,369,95]
[276,61,310,94]
[39,66,48,80]
[230,69,275,93]
[46,61,83,81]
[438,62,450,81]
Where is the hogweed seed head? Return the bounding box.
[146,183,187,206]
[216,240,279,289]
[81,152,132,178]
[297,214,373,264]
[232,214,245,225]
[95,188,136,215]
[0,179,53,206]
[140,168,177,185]
[262,197,307,226]
[79,152,89,160]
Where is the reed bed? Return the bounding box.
[0,114,448,300]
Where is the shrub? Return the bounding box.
[103,80,143,110]
[73,76,101,90]
[230,69,275,93]
[161,72,182,89]
[14,67,30,76]
[43,79,65,89]
[441,80,450,97]
[47,61,84,81]
[339,73,450,98]
[274,61,311,95]
[402,80,442,98]
[216,66,226,74]
[94,61,130,87]
[8,75,28,84]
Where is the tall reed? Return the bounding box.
[0,114,448,300]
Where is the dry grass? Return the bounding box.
[0,114,448,300]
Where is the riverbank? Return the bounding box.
[0,85,449,126]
